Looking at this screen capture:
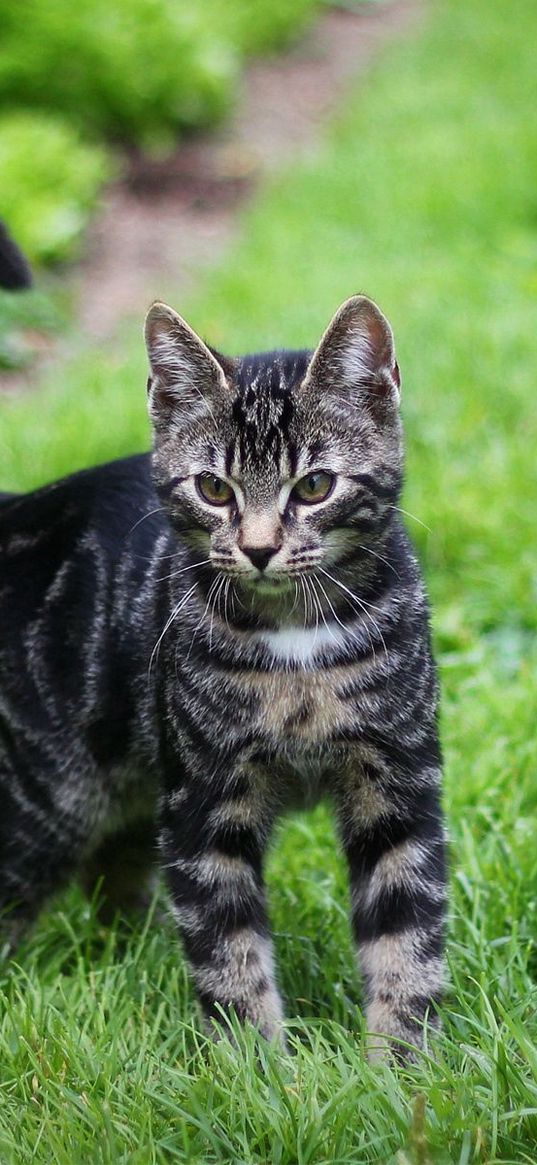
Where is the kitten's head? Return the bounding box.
[145,296,403,603]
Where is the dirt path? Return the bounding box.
[2,0,420,393]
[75,0,420,340]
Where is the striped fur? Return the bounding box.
[0,295,446,1059]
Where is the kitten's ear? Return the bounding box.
[305,295,401,411]
[144,302,234,426]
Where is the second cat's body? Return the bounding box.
[0,296,447,1059]
[0,455,161,914]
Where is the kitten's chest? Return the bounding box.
[230,664,368,810]
[233,663,358,752]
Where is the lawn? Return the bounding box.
[1,0,537,1160]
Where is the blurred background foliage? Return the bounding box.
[0,0,320,146]
[0,0,322,368]
[0,112,111,267]
[0,0,319,264]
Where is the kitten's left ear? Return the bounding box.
[305,295,401,411]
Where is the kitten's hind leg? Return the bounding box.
[0,763,85,955]
[0,899,41,960]
[80,819,158,925]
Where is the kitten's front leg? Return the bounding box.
[160,766,284,1042]
[335,746,447,1061]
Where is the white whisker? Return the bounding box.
[318,566,386,615]
[156,558,211,584]
[357,544,399,577]
[186,574,222,662]
[148,582,198,678]
[299,575,309,628]
[390,505,431,533]
[317,566,388,659]
[309,575,343,650]
[288,579,299,620]
[209,574,226,651]
[304,575,319,648]
[222,577,232,631]
[314,573,375,658]
[128,506,166,538]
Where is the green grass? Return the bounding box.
[1,0,537,1159]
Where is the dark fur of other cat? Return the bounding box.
[0,295,446,1060]
[0,220,32,290]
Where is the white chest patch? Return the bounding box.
[253,623,350,665]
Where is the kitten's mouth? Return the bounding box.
[246,574,292,593]
[211,564,301,598]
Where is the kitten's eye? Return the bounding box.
[291,471,335,505]
[196,474,234,506]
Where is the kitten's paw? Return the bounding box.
[365,999,441,1065]
[202,986,287,1051]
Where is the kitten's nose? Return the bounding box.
[242,545,280,572]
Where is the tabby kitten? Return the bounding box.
[0,295,446,1059]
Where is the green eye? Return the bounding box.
[196,474,234,506]
[291,471,335,505]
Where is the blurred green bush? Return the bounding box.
[0,0,318,150]
[0,3,234,149]
[0,287,67,370]
[0,110,110,369]
[0,112,111,266]
[0,0,319,368]
[0,0,319,270]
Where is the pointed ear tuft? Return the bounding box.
[144,302,234,426]
[306,295,401,411]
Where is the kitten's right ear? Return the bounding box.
[144,302,234,426]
